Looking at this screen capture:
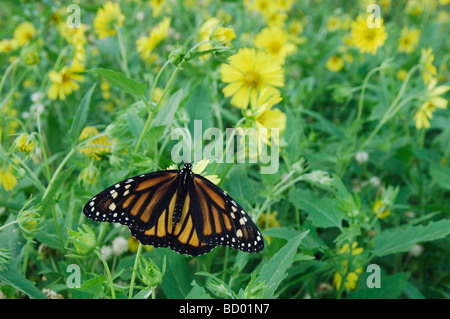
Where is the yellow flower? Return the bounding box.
[326,55,344,72]
[197,17,220,59]
[149,0,167,18]
[420,48,437,85]
[14,133,36,153]
[398,27,420,54]
[13,22,36,46]
[333,265,363,291]
[327,16,341,32]
[192,159,221,185]
[128,236,153,252]
[47,61,84,100]
[101,80,110,100]
[211,27,236,47]
[247,0,275,15]
[0,165,18,191]
[339,242,364,255]
[254,27,297,64]
[350,16,387,55]
[0,39,19,53]
[136,17,170,64]
[373,200,391,219]
[93,1,125,39]
[258,211,280,229]
[414,79,449,129]
[78,126,112,160]
[396,69,408,81]
[220,48,284,109]
[333,242,364,291]
[252,90,286,146]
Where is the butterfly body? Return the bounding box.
[83,163,264,256]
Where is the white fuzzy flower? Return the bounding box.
[409,244,424,257]
[369,176,381,188]
[112,236,128,256]
[101,245,113,260]
[355,151,369,164]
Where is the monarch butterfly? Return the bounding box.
[83,163,264,256]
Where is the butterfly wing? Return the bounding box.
[130,174,264,256]
[83,170,180,232]
[130,188,216,256]
[187,174,264,254]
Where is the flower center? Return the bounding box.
[244,70,261,88]
[364,29,376,40]
[62,71,71,84]
[267,40,282,54]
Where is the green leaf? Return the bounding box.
[152,248,193,299]
[223,165,263,211]
[263,227,303,241]
[89,68,147,97]
[255,230,309,298]
[40,167,75,217]
[151,89,184,136]
[185,80,212,137]
[289,188,344,229]
[69,84,96,143]
[127,111,145,139]
[373,219,450,257]
[0,268,47,299]
[429,164,450,191]
[346,272,409,299]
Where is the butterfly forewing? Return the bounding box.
[83,170,179,231]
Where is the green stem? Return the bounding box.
[0,58,20,98]
[95,250,116,299]
[0,220,18,232]
[128,243,143,299]
[116,27,130,78]
[41,148,75,208]
[22,240,32,275]
[134,65,180,153]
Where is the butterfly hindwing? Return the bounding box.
[188,174,264,253]
[83,170,179,231]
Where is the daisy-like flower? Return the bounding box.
[251,90,286,147]
[47,60,84,100]
[419,48,437,85]
[136,17,170,64]
[413,79,449,129]
[350,16,387,55]
[325,55,344,72]
[254,27,297,64]
[13,22,36,47]
[397,27,420,54]
[220,48,284,109]
[0,39,19,53]
[93,1,125,39]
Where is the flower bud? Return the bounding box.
[137,256,163,288]
[14,133,36,153]
[67,225,97,256]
